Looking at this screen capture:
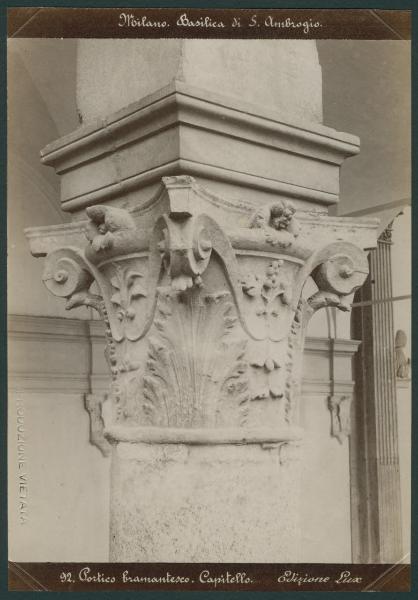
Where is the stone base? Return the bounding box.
[109,440,301,562]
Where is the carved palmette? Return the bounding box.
[33,176,373,448]
[142,289,249,428]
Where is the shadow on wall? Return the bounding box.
[8,40,87,318]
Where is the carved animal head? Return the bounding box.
[86,205,136,233]
[85,205,137,252]
[269,201,296,231]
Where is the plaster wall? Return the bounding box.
[8,392,110,562]
[300,394,352,562]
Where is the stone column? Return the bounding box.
[26,40,377,561]
[351,223,403,563]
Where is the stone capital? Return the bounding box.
[26,175,377,445]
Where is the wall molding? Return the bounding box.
[8,373,89,394]
[8,314,360,396]
[8,314,90,339]
[8,314,92,393]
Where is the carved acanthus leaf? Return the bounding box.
[241,259,295,344]
[111,375,143,423]
[109,263,147,332]
[242,259,292,308]
[379,220,394,244]
[65,290,102,311]
[306,290,350,315]
[280,300,306,424]
[142,289,250,428]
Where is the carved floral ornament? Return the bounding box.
[35,176,373,450]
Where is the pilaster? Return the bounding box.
[351,224,403,563]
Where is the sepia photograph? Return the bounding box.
[6,7,411,592]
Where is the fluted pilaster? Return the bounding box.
[351,224,402,563]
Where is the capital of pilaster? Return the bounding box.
[26,176,377,450]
